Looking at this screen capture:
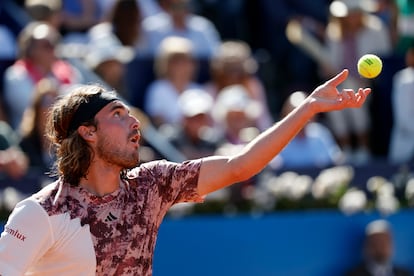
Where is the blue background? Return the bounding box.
[154,210,414,276]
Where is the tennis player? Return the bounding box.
[0,69,370,275]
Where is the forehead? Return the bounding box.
[96,100,128,116]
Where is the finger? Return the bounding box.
[342,89,355,95]
[356,88,371,103]
[361,87,372,96]
[326,69,349,87]
[340,89,354,101]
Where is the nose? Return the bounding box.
[131,115,141,130]
[130,115,142,141]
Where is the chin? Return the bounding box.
[116,155,140,170]
[127,156,140,169]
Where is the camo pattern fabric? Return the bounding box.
[35,159,203,275]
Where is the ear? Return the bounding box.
[77,125,96,142]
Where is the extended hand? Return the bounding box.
[308,69,371,114]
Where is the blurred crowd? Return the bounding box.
[0,0,414,215]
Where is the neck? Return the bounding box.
[79,160,122,196]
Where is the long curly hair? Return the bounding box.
[45,85,117,186]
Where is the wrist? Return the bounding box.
[301,98,318,118]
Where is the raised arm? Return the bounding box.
[197,69,371,196]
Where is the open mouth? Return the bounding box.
[129,130,141,144]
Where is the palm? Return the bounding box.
[313,82,340,101]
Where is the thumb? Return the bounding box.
[325,69,349,87]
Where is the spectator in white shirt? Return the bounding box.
[389,44,414,164]
[144,36,202,127]
[140,0,221,59]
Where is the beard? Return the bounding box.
[96,132,140,169]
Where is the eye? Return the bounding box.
[114,111,121,117]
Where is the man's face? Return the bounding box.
[30,39,56,66]
[184,113,212,139]
[93,101,141,169]
[366,232,393,264]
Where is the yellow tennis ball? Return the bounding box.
[357,54,383,79]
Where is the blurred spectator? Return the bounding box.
[86,23,135,99]
[345,219,412,276]
[96,0,143,48]
[140,0,221,59]
[160,88,221,159]
[3,21,83,129]
[98,0,162,19]
[19,78,58,174]
[0,24,17,122]
[84,39,134,100]
[86,0,146,101]
[136,0,162,18]
[0,120,28,180]
[205,40,274,131]
[193,0,248,41]
[125,0,218,110]
[254,0,331,101]
[24,0,63,29]
[373,0,400,49]
[144,36,202,127]
[388,43,414,164]
[395,0,414,55]
[213,85,261,152]
[271,91,344,170]
[0,24,17,60]
[60,0,101,44]
[321,0,392,164]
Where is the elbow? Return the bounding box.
[228,158,258,183]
